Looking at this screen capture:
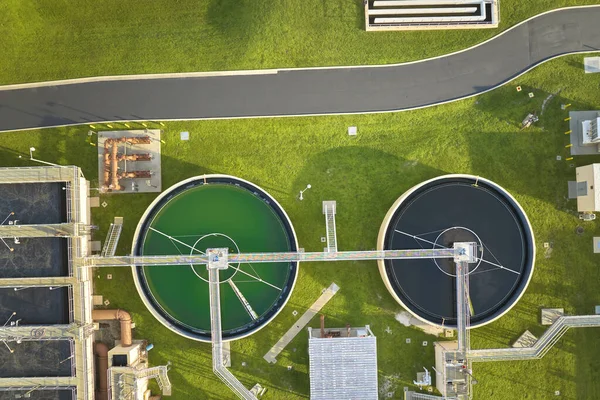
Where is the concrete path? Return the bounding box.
[263,282,339,363]
[0,7,599,132]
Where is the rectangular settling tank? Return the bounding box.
[0,389,76,400]
[0,286,71,325]
[0,182,67,224]
[0,340,74,378]
[0,237,69,278]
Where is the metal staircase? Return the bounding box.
[134,366,172,395]
[468,315,600,362]
[322,201,337,252]
[101,217,123,257]
[405,392,455,400]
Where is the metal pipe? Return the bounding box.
[320,314,325,338]
[92,309,133,346]
[94,341,109,400]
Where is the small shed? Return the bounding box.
[573,164,600,212]
[308,325,378,400]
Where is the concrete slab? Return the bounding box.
[222,341,231,367]
[541,308,564,325]
[569,111,600,155]
[89,241,101,252]
[89,197,100,207]
[395,311,444,336]
[594,237,600,253]
[92,295,104,306]
[512,330,538,348]
[97,130,161,193]
[263,282,339,363]
[584,57,600,73]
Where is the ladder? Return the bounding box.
[322,201,338,252]
[101,217,123,257]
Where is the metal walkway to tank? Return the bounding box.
[81,248,457,267]
[468,315,600,362]
[323,201,338,252]
[209,267,256,400]
[101,217,123,257]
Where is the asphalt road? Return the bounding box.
[1,7,599,132]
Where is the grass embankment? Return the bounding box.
[0,0,597,85]
[1,55,599,399]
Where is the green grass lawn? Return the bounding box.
[1,54,600,399]
[0,0,597,85]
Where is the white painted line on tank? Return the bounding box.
[394,229,449,248]
[413,228,447,238]
[235,267,282,291]
[149,227,280,287]
[149,227,201,254]
[481,240,503,267]
[476,258,520,275]
[167,237,185,255]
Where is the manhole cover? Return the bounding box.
[576,226,584,235]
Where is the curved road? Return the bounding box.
[0,7,599,132]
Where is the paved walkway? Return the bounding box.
[0,7,599,132]
[263,282,339,363]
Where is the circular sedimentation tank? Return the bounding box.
[132,175,298,342]
[377,175,535,328]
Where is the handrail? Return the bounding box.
[468,315,600,361]
[209,268,256,399]
[83,248,457,267]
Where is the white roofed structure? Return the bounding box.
[574,164,600,212]
[308,325,378,400]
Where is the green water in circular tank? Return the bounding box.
[140,183,294,338]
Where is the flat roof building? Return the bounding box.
[568,111,600,155]
[308,325,378,400]
[573,164,600,212]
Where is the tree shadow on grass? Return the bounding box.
[205,0,272,69]
[322,0,367,30]
[284,145,448,324]
[289,145,448,252]
[464,89,598,208]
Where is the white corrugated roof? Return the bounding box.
[308,335,378,400]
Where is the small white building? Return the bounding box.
[308,325,378,400]
[568,111,600,155]
[573,164,600,212]
[581,116,600,147]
